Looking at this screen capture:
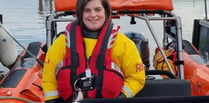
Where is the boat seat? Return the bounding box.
[12,42,43,69]
[136,79,191,97]
[23,42,42,58]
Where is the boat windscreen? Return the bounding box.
[54,0,173,12]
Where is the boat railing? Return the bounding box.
[45,12,75,49]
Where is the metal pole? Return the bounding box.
[45,15,52,49]
[136,15,175,75]
[205,0,208,20]
[175,17,184,79]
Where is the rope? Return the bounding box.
[0,96,44,103]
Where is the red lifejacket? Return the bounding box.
[56,20,124,100]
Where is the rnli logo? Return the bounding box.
[136,64,144,72]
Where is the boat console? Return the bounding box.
[193,19,209,63]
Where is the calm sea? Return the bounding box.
[0,0,209,72]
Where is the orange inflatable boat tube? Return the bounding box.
[0,42,45,103]
[55,0,173,12]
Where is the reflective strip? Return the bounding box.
[107,24,119,49]
[55,60,63,76]
[65,29,70,48]
[122,85,133,97]
[111,62,123,76]
[44,90,59,98]
[107,32,117,49]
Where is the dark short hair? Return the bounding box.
[75,0,111,28]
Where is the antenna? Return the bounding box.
[0,14,2,24]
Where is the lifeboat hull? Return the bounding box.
[0,41,45,103]
[181,40,209,95]
[153,40,209,96]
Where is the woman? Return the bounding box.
[42,0,145,102]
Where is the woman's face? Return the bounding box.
[82,0,106,31]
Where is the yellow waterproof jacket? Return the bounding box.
[42,31,145,101]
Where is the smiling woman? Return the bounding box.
[42,0,145,102]
[78,0,106,31]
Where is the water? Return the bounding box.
[0,0,209,73]
[173,0,209,41]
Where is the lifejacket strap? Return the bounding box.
[96,20,114,98]
[69,22,79,90]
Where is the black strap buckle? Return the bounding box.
[74,76,95,91]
